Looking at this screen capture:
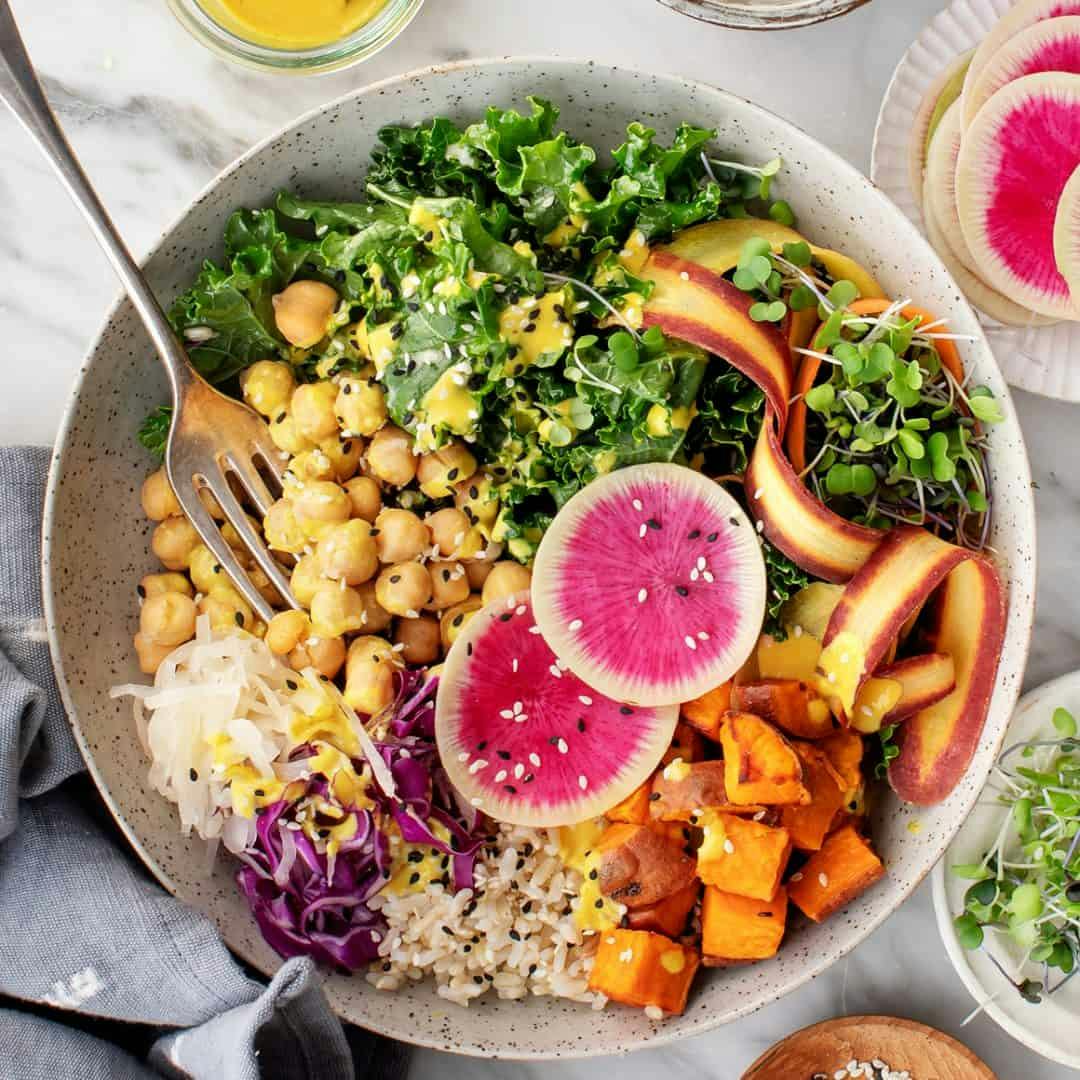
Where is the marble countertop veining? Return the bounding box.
[1,0,1076,1076]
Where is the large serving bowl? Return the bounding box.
[43,58,1036,1059]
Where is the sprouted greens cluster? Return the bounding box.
[953,706,1080,1006]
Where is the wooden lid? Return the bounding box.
[742,1015,996,1079]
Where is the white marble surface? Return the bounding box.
[1,0,1077,1076]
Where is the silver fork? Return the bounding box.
[0,1,297,624]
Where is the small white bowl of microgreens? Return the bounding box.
[934,670,1080,1069]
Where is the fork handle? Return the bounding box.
[0,1,190,398]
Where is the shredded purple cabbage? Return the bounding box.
[234,669,485,972]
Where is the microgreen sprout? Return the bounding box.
[951,707,1080,1006]
[704,154,782,199]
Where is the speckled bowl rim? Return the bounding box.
[42,56,1036,1058]
[655,0,870,30]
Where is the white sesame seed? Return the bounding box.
[684,636,697,650]
[697,631,709,641]
[529,753,541,767]
[702,570,714,583]
[690,568,700,582]
[557,738,569,754]
[512,659,519,673]
[790,872,803,882]
[697,556,707,571]
[494,770,507,783]
[578,775,588,790]
[639,523,647,539]
[499,709,514,719]
[723,839,735,854]
[827,672,837,684]
[568,618,583,631]
[755,519,765,533]
[632,498,643,511]
[514,763,524,779]
[528,625,542,635]
[840,652,850,664]
[679,270,690,281]
[619,947,633,962]
[754,487,764,499]
[579,695,592,706]
[549,664,563,678]
[515,604,527,616]
[468,759,488,774]
[514,714,529,724]
[512,701,522,714]
[456,751,470,763]
[819,872,830,887]
[470,797,483,807]
[793,624,803,638]
[637,587,648,603]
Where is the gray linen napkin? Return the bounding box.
[0,446,408,1080]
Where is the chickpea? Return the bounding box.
[355,581,393,634]
[139,591,197,647]
[335,376,388,437]
[140,469,180,521]
[272,280,339,349]
[310,582,368,638]
[220,515,260,557]
[266,609,310,655]
[344,475,382,522]
[455,471,500,529]
[139,572,193,600]
[319,519,378,585]
[366,425,417,487]
[287,447,337,484]
[134,632,174,675]
[319,436,363,483]
[428,560,470,610]
[198,586,253,634]
[393,614,441,665]
[375,562,432,618]
[290,554,327,607]
[198,488,226,521]
[464,559,494,591]
[188,544,222,595]
[343,635,397,716]
[373,508,430,564]
[269,411,316,456]
[416,442,478,499]
[240,360,295,419]
[151,516,200,571]
[289,634,346,680]
[290,381,340,444]
[440,596,483,652]
[292,481,351,533]
[426,507,471,558]
[263,499,307,555]
[481,561,533,607]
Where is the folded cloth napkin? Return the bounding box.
[0,446,409,1080]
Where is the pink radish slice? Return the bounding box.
[1054,165,1080,300]
[435,593,678,826]
[531,464,765,707]
[925,100,977,276]
[908,51,974,213]
[961,0,1080,128]
[966,17,1080,125]
[956,72,1080,320]
[923,179,1058,327]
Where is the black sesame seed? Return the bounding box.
[523,322,537,333]
[499,613,512,622]
[688,529,701,539]
[472,934,480,944]
[442,569,451,582]
[390,574,402,584]
[453,614,464,627]
[369,528,380,536]
[473,975,484,985]
[463,944,472,952]
[515,858,525,871]
[504,785,517,794]
[407,850,423,863]
[549,736,560,745]
[382,868,391,879]
[577,718,586,732]
[466,642,473,657]
[342,441,353,454]
[676,586,689,597]
[447,468,459,481]
[522,900,533,913]
[507,345,520,359]
[401,412,414,426]
[649,792,662,801]
[318,828,330,838]
[409,872,421,885]
[441,855,450,869]
[477,740,488,750]
[528,963,537,975]
[594,898,604,909]
[275,412,286,424]
[497,750,511,760]
[189,768,198,782]
[553,304,567,320]
[383,962,392,971]
[588,868,598,880]
[509,929,521,941]
[469,485,480,499]
[758,910,774,918]
[441,924,454,935]
[286,678,298,690]
[423,230,434,242]
[406,301,420,312]
[620,706,634,715]
[707,531,719,542]
[234,611,245,627]
[342,383,352,395]
[135,583,147,598]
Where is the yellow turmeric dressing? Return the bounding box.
[198,0,388,49]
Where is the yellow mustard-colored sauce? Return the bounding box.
[199,0,388,50]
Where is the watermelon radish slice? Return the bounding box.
[956,72,1080,320]
[925,100,976,276]
[532,464,766,707]
[908,51,974,213]
[1054,164,1080,299]
[435,594,678,826]
[923,179,1058,327]
[965,17,1080,125]
[961,0,1080,129]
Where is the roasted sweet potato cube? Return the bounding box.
[625,882,700,937]
[680,681,731,741]
[697,812,792,901]
[821,730,865,803]
[650,760,761,822]
[588,929,700,1015]
[661,723,705,765]
[731,679,837,740]
[720,712,810,806]
[787,824,884,922]
[780,743,848,852]
[606,779,653,824]
[596,823,697,909]
[701,885,787,965]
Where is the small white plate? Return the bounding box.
[871,0,1080,402]
[932,669,1080,1071]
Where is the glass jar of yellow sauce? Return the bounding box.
[168,0,424,74]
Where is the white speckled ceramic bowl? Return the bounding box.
[43,58,1036,1059]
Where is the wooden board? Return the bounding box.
[742,1014,996,1079]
